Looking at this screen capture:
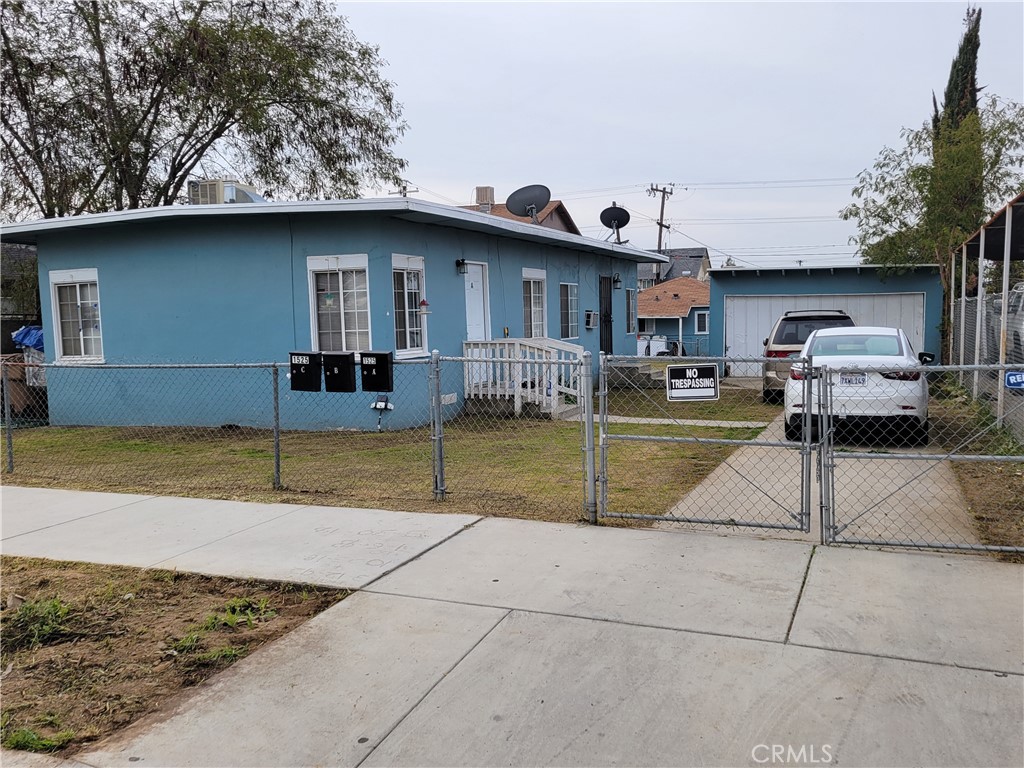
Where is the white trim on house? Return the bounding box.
[391,253,428,360]
[48,268,104,364]
[522,268,546,338]
[559,282,579,340]
[306,254,372,353]
[695,310,710,334]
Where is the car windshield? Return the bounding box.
[809,334,902,357]
[772,317,852,345]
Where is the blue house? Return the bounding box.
[636,276,711,356]
[708,264,944,376]
[3,198,665,429]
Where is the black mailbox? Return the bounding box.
[359,351,394,392]
[323,352,357,393]
[289,352,322,392]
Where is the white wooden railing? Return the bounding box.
[463,338,584,415]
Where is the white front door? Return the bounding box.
[464,263,489,340]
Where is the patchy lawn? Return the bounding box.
[0,557,348,756]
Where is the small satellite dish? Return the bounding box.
[600,203,631,244]
[506,184,551,224]
[600,205,630,230]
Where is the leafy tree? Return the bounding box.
[841,6,1024,345]
[1,0,407,220]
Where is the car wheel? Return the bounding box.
[784,418,801,441]
[912,420,929,447]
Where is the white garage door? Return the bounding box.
[724,293,926,377]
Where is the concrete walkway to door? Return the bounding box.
[662,413,977,545]
[1,486,1022,767]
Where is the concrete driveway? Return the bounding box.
[2,487,1022,767]
[660,413,976,545]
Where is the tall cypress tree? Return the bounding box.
[932,7,982,136]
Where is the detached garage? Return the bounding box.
[708,264,944,377]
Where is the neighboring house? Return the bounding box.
[708,264,944,376]
[636,276,710,356]
[636,247,711,290]
[1,242,41,354]
[2,198,664,429]
[461,186,582,235]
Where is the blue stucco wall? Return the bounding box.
[707,266,944,360]
[36,211,641,429]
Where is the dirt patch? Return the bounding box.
[952,462,1024,561]
[0,557,348,756]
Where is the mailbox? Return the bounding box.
[323,352,357,393]
[359,351,394,392]
[289,352,322,392]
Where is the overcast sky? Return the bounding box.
[339,1,1024,267]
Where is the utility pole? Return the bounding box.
[648,183,674,278]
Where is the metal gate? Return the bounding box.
[597,355,813,532]
[820,363,1024,554]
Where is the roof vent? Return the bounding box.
[474,185,495,213]
[672,293,680,299]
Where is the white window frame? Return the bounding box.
[392,253,428,359]
[695,310,710,335]
[559,282,579,340]
[307,254,372,353]
[49,268,104,364]
[639,318,656,335]
[626,289,637,334]
[522,267,546,338]
[638,278,655,291]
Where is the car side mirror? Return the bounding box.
[763,338,768,347]
[918,352,935,364]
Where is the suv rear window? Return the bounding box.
[772,316,854,346]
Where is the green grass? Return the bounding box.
[0,598,75,652]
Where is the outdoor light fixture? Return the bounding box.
[612,273,623,290]
[456,259,468,274]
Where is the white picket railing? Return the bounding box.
[463,338,584,415]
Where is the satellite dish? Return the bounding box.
[600,205,630,230]
[600,202,631,244]
[506,184,551,224]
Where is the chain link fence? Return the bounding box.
[1,356,592,523]
[817,363,1023,554]
[3,352,1021,555]
[596,355,809,532]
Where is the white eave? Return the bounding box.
[1,197,667,264]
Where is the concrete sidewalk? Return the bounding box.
[1,486,1022,767]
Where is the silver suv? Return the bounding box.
[762,309,855,402]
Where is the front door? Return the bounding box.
[600,275,613,354]
[464,263,489,340]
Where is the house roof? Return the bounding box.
[459,200,581,235]
[1,197,665,264]
[637,276,709,318]
[637,248,709,281]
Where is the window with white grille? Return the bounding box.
[49,269,103,362]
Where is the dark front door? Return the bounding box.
[600,276,613,354]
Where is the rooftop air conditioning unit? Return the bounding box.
[187,179,265,205]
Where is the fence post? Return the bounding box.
[597,352,609,522]
[430,350,447,501]
[3,362,13,473]
[272,364,282,490]
[581,352,596,524]
[800,355,814,534]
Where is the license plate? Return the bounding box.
[840,373,866,386]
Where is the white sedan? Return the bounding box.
[783,326,934,445]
